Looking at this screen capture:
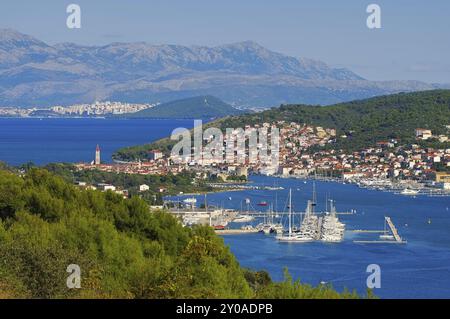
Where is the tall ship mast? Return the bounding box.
[276,183,345,243]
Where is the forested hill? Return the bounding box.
[113,90,450,161]
[220,89,450,151]
[121,96,245,119]
[0,167,364,298]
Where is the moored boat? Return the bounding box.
[401,189,419,196]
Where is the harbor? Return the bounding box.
[295,174,450,197]
[166,181,408,247]
[165,174,450,298]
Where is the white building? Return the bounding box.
[415,128,432,140]
[97,183,116,191]
[149,150,163,161]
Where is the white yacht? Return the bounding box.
[277,185,346,243]
[233,214,254,223]
[320,200,345,242]
[277,191,316,242]
[401,189,419,196]
[183,197,197,204]
[271,223,284,234]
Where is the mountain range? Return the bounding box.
[0,28,447,108]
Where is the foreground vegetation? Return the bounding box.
[43,163,214,205]
[0,167,367,298]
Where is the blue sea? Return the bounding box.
[1,118,449,298]
[0,118,194,166]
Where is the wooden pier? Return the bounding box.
[385,217,403,242]
[353,240,407,244]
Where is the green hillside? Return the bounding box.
[221,89,450,151]
[114,90,450,161]
[0,167,364,298]
[122,95,245,119]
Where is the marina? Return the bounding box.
[299,174,450,197]
[166,175,450,298]
[275,187,346,243]
[166,180,354,244]
[167,181,410,248]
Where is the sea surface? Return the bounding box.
[0,118,194,166]
[1,118,449,298]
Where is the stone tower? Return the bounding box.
[95,144,101,165]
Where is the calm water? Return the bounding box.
[0,118,194,166]
[170,176,450,299]
[1,118,449,298]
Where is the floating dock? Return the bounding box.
[352,230,385,233]
[353,216,407,244]
[353,240,406,244]
[385,217,403,242]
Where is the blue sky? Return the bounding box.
[1,0,449,83]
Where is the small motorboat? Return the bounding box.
[401,189,419,196]
[257,201,268,207]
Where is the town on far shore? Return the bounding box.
[0,101,156,117]
[74,121,450,197]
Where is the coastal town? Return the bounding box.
[0,101,155,117]
[75,121,450,195]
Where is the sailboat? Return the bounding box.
[233,215,254,223]
[276,189,314,242]
[256,204,283,234]
[276,189,296,241]
[320,200,345,242]
[234,201,254,223]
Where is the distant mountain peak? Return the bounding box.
[0,28,44,44]
[219,40,266,50]
[0,29,445,108]
[0,28,26,39]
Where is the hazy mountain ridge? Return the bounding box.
[0,29,446,108]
